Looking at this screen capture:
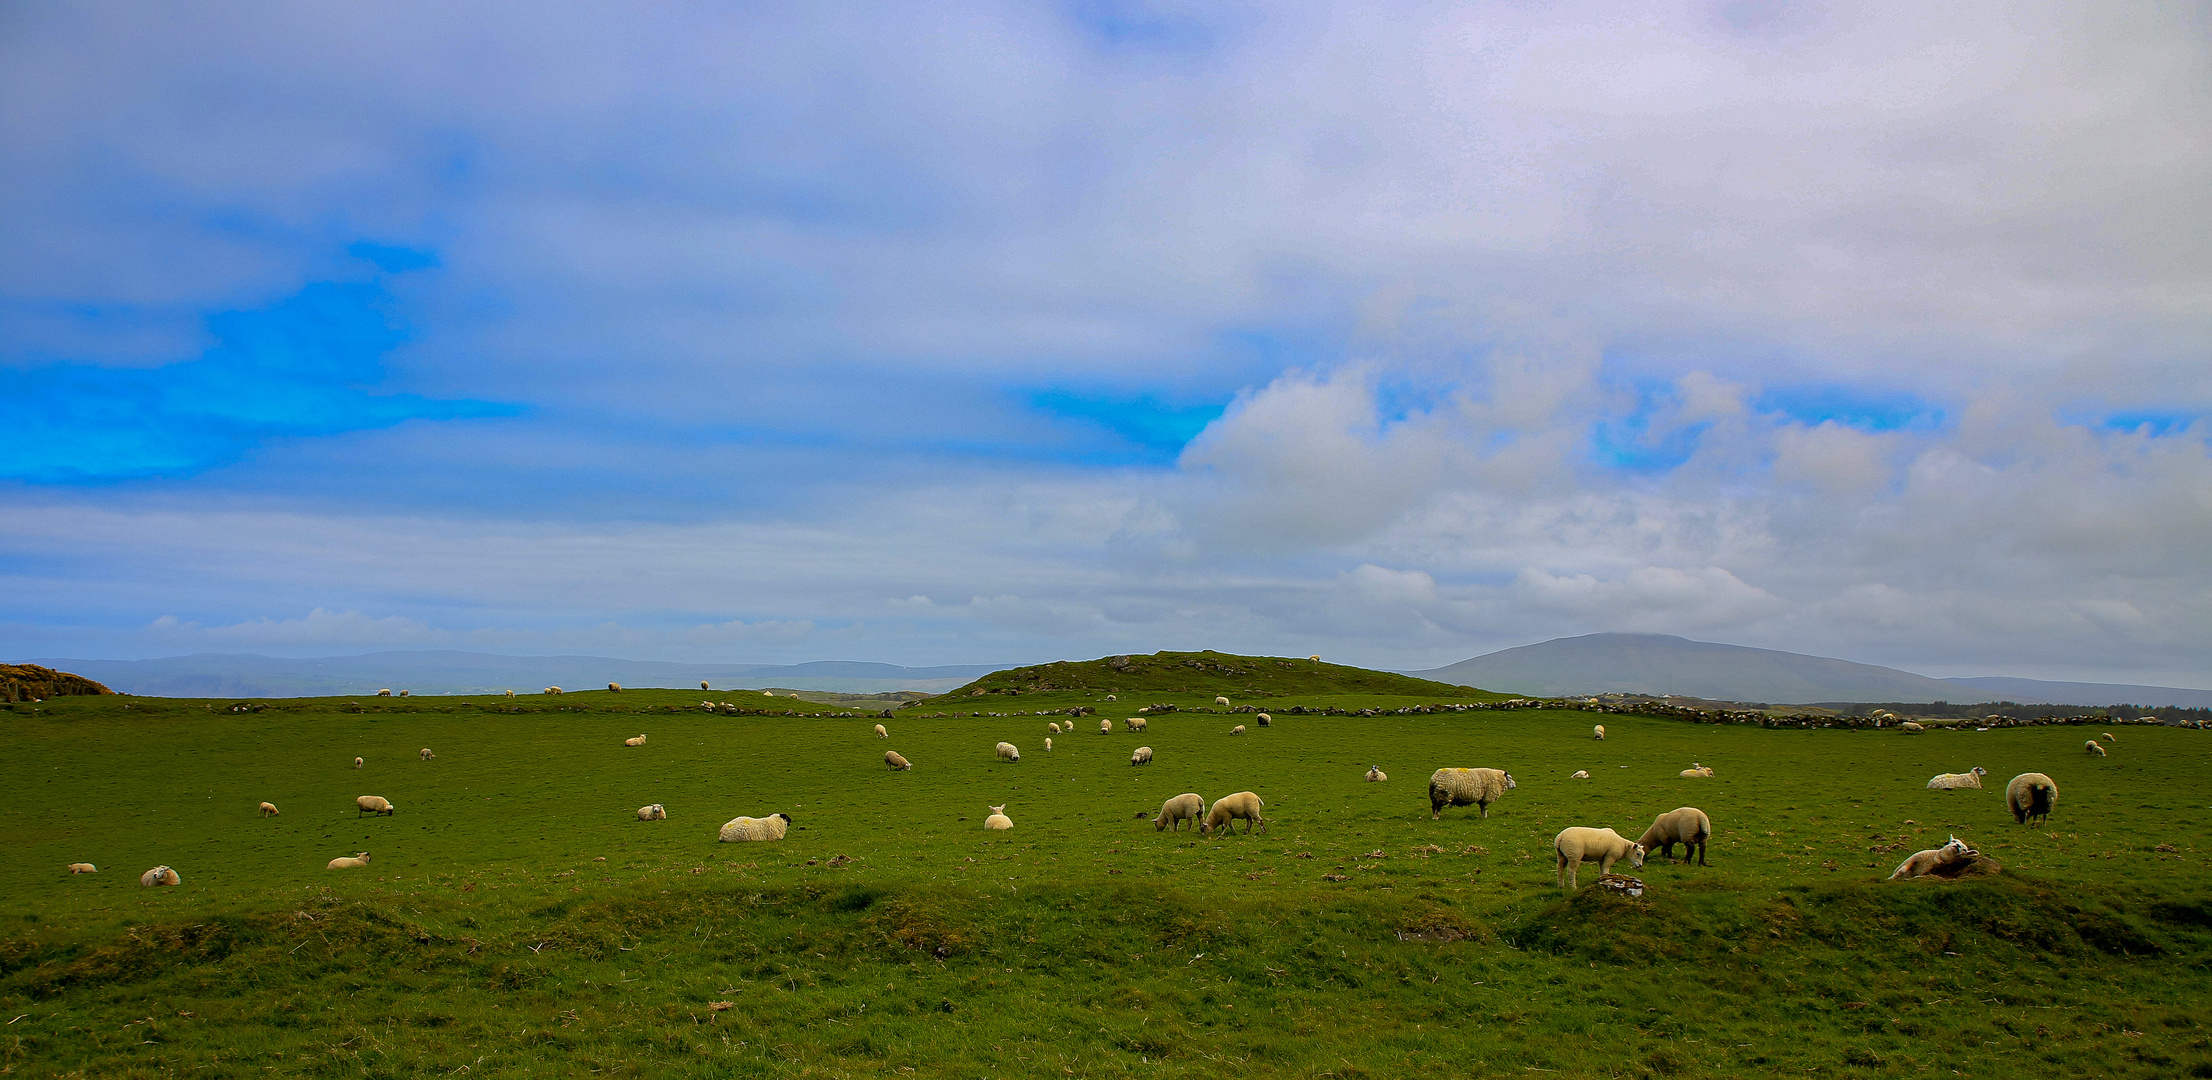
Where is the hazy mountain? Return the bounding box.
[1938,676,2212,710]
[1407,633,2005,704]
[24,651,1011,698]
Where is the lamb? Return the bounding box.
[259,801,280,817]
[1131,746,1153,766]
[1231,724,1247,735]
[1365,765,1387,782]
[1887,836,1978,881]
[984,804,1013,830]
[377,689,392,697]
[1215,696,1231,707]
[357,795,396,816]
[353,756,364,769]
[1200,791,1266,836]
[1570,770,1590,779]
[874,723,888,738]
[1679,764,1714,778]
[1125,717,1148,732]
[2006,773,2059,826]
[1100,718,1113,733]
[140,866,181,888]
[327,852,371,870]
[1636,807,1712,866]
[1044,737,1053,752]
[1553,827,1645,889]
[1926,767,1988,790]
[2085,740,2107,757]
[1255,713,1270,727]
[637,803,667,821]
[996,741,1021,763]
[608,682,622,692]
[624,735,647,747]
[1155,793,1206,832]
[419,748,435,761]
[68,863,96,874]
[885,750,912,771]
[719,813,792,842]
[1427,767,1516,819]
[1593,725,1606,740]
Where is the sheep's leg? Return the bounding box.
[1695,839,1708,867]
[1555,853,1569,889]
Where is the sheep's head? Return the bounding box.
[989,805,1006,815]
[1942,836,1978,859]
[774,813,792,824]
[1971,766,1988,777]
[1628,844,1647,870]
[1502,772,1517,789]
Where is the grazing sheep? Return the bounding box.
[2101,731,2116,743]
[327,852,371,870]
[1044,737,1053,752]
[1131,746,1154,766]
[2007,773,2059,826]
[874,723,888,738]
[624,735,647,747]
[1048,721,1061,734]
[1155,793,1206,832]
[984,804,1013,830]
[1125,717,1148,733]
[1898,721,1924,732]
[376,689,392,697]
[140,866,181,888]
[1678,764,1714,778]
[1256,713,1271,727]
[1427,767,1516,820]
[1553,827,1645,889]
[1215,696,1231,707]
[1309,655,1320,662]
[1365,765,1387,782]
[544,686,562,695]
[608,682,622,692]
[505,690,515,698]
[1200,791,1266,836]
[701,681,710,691]
[398,690,409,697]
[1570,770,1590,780]
[996,741,1021,763]
[356,795,396,816]
[1100,718,1113,733]
[353,756,364,769]
[1927,767,1988,790]
[1887,836,1978,881]
[1636,807,1712,866]
[885,750,912,771]
[719,813,792,842]
[637,803,667,821]
[68,863,96,874]
[419,748,435,761]
[1231,724,1247,735]
[2085,740,2107,757]
[259,801,279,817]
[1593,725,1606,740]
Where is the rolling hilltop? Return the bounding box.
[930,650,1492,700]
[1408,633,2001,704]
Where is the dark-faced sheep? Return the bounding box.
[1636,807,1711,866]
[2006,773,2058,826]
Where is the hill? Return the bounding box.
[929,650,1490,700]
[1940,675,2212,710]
[0,663,114,702]
[1408,633,2003,704]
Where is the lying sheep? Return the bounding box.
[354,756,364,769]
[885,750,912,771]
[1887,836,1978,881]
[608,682,622,692]
[1570,770,1590,780]
[1044,737,1053,752]
[1428,767,1516,819]
[625,735,647,747]
[637,803,667,821]
[376,689,392,697]
[1131,746,1154,766]
[1365,765,1387,782]
[1214,696,1231,707]
[1898,721,1924,732]
[356,795,396,816]
[259,801,280,817]
[1554,827,1644,889]
[984,804,1013,830]
[1636,807,1711,866]
[327,852,371,870]
[1105,695,1118,702]
[68,863,96,874]
[1678,764,1714,778]
[2102,731,2116,742]
[1100,718,1113,733]
[875,723,888,738]
[1201,791,1265,836]
[1125,717,1148,733]
[1926,767,1988,790]
[1593,725,1606,740]
[1231,724,1246,735]
[995,741,1022,763]
[2085,740,2107,757]
[1256,713,1271,727]
[719,813,792,842]
[1155,793,1206,832]
[2007,773,2058,826]
[419,748,435,761]
[140,865,181,888]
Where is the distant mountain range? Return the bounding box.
[1406,633,2212,708]
[25,652,1010,698]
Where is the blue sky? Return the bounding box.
[2,1,2209,685]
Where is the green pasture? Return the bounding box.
[3,686,2210,1078]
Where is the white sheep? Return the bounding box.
[1131,745,1154,766]
[719,813,792,842]
[1887,836,1978,881]
[762,690,775,697]
[874,723,888,738]
[1898,721,1923,732]
[1309,655,1320,662]
[625,734,647,747]
[326,852,371,870]
[1427,767,1516,819]
[1155,793,1206,832]
[2007,773,2058,826]
[637,803,667,821]
[376,689,392,697]
[984,804,1013,830]
[140,865,181,887]
[1593,725,1606,740]
[608,682,622,692]
[1553,827,1645,889]
[68,863,96,874]
[1569,770,1590,780]
[1255,713,1271,727]
[1231,724,1247,735]
[1125,717,1147,732]
[1215,696,1231,707]
[1100,718,1113,733]
[2085,740,2106,757]
[1048,721,1062,734]
[1365,765,1387,782]
[701,681,710,691]
[1636,807,1711,866]
[544,686,562,695]
[1927,767,1988,790]
[419,748,435,761]
[1200,791,1266,836]
[399,690,410,697]
[1678,764,1714,778]
[1044,737,1053,753]
[356,795,396,816]
[505,689,515,698]
[259,801,280,817]
[2101,731,2116,743]
[353,756,364,769]
[885,750,912,771]
[1105,694,1117,701]
[996,741,1021,763]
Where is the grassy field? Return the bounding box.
[3,681,2210,1078]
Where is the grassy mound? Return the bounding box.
[928,650,1491,701]
[0,663,113,702]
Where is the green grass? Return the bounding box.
[4,686,2210,1078]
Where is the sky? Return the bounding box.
[2,1,2208,685]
